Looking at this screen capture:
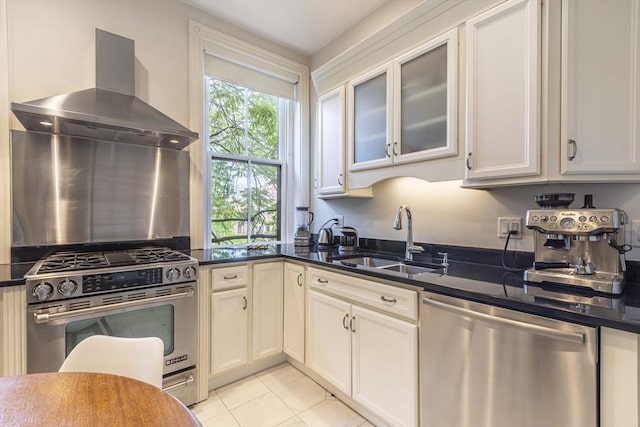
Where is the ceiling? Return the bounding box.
[180,0,392,56]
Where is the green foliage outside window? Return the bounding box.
[208,78,281,245]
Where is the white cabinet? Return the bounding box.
[210,287,248,374]
[307,290,352,395]
[464,0,540,182]
[348,30,458,175]
[316,86,374,199]
[348,63,394,171]
[209,262,284,378]
[561,0,640,176]
[283,262,305,363]
[306,267,418,427]
[252,262,283,361]
[317,86,346,196]
[600,327,639,427]
[351,305,418,427]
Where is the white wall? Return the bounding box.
[1,0,308,260]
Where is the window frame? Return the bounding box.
[188,20,309,250]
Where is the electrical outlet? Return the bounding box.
[337,215,344,227]
[498,217,523,239]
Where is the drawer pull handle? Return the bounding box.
[242,296,248,310]
[342,313,349,330]
[223,274,239,280]
[380,296,397,304]
[317,278,328,285]
[297,273,303,287]
[349,316,356,333]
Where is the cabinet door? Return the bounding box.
[318,87,346,195]
[307,290,352,395]
[348,63,394,171]
[252,262,284,361]
[351,305,418,427]
[211,287,248,375]
[465,0,540,180]
[601,327,639,427]
[561,0,640,175]
[393,28,458,165]
[283,263,305,363]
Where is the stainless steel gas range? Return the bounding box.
[24,246,199,406]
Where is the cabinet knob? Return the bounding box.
[568,139,577,161]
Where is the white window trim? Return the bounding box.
[0,1,10,264]
[188,20,309,249]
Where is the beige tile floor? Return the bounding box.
[190,363,375,427]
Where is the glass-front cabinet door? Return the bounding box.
[348,63,394,171]
[394,28,458,165]
[347,29,458,172]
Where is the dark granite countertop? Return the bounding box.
[192,243,640,334]
[5,243,640,334]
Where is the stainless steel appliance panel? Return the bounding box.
[420,291,597,427]
[12,130,189,246]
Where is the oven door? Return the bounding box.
[27,283,197,378]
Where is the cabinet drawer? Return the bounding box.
[212,265,248,291]
[308,267,417,321]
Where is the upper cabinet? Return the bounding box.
[316,86,373,199]
[317,86,347,195]
[348,29,458,173]
[561,0,640,176]
[464,0,540,182]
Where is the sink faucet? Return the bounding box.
[393,205,424,261]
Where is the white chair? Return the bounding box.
[59,335,164,388]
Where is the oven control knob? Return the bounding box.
[57,279,78,297]
[33,282,54,301]
[166,268,181,281]
[183,266,197,280]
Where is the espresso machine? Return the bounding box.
[524,194,628,294]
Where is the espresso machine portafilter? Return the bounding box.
[524,194,628,294]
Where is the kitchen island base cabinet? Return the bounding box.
[307,287,417,427]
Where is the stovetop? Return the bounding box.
[33,247,192,275]
[25,246,198,304]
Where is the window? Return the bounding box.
[206,78,288,245]
[189,21,309,250]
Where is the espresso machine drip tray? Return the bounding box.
[524,268,625,294]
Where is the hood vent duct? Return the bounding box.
[10,29,198,150]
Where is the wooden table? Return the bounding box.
[0,372,202,426]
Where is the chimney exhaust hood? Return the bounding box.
[10,29,198,150]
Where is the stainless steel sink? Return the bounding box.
[333,256,400,268]
[330,254,441,277]
[380,264,438,275]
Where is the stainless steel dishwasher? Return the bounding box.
[420,291,597,427]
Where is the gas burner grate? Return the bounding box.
[37,252,108,273]
[33,246,190,274]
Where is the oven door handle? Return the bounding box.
[33,289,195,324]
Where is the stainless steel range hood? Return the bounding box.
[10,29,198,150]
